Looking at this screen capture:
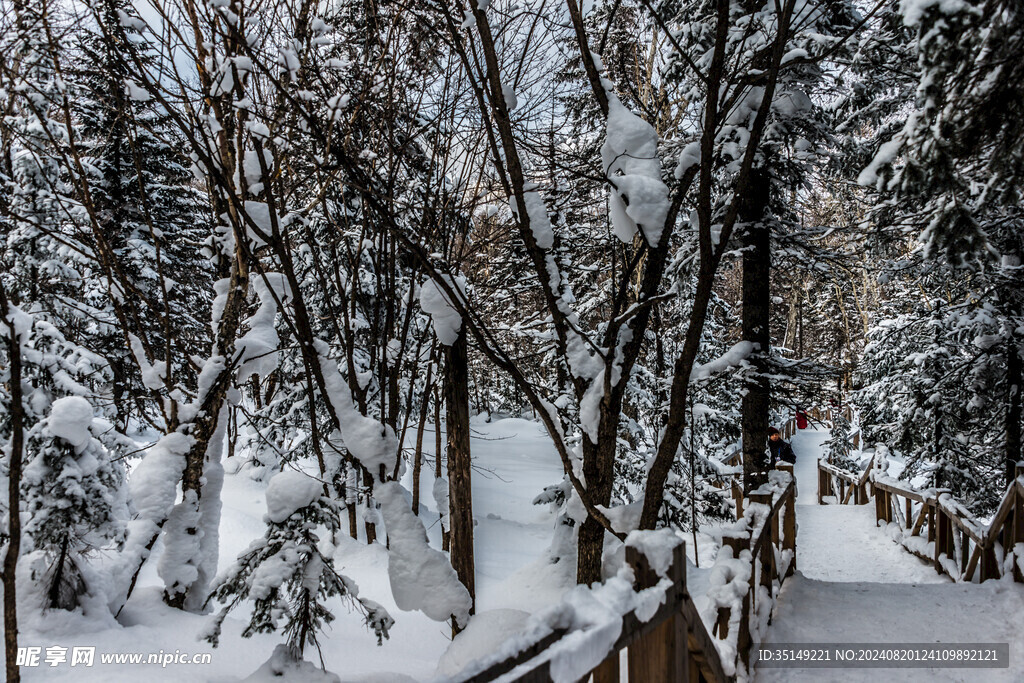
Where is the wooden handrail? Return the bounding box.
[458,541,732,683]
[818,451,1024,584]
[459,466,799,682]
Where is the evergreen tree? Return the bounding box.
[204,471,393,664]
[21,396,126,609]
[825,411,858,472]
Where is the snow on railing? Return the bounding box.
[817,448,1024,584]
[451,530,730,683]
[454,468,798,683]
[706,466,796,679]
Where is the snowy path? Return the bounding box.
[756,428,1024,682]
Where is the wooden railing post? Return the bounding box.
[732,481,744,520]
[750,492,775,596]
[817,459,831,504]
[784,488,797,577]
[933,506,946,573]
[625,543,690,683]
[1014,464,1024,583]
[775,464,797,577]
[716,534,746,641]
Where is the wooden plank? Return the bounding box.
[940,504,986,546]
[627,543,688,683]
[628,613,687,683]
[783,490,797,577]
[679,596,731,683]
[910,502,930,537]
[870,479,927,503]
[980,544,1000,581]
[818,460,859,483]
[591,652,619,683]
[984,480,1020,546]
[1014,466,1024,582]
[964,543,981,582]
[461,627,569,682]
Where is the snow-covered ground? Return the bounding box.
[15,420,1022,682]
[16,416,572,682]
[757,427,1024,682]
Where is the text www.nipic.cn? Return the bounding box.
[17,646,213,668]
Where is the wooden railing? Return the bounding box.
[459,465,798,683]
[817,457,873,505]
[818,453,1024,583]
[711,464,797,674]
[719,413,804,519]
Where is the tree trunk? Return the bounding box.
[741,169,771,494]
[412,356,435,515]
[435,383,449,551]
[443,327,475,629]
[1007,338,1022,486]
[346,466,359,540]
[577,406,619,585]
[2,286,24,683]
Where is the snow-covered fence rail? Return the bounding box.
[709,465,796,677]
[455,540,730,683]
[817,457,873,505]
[457,470,798,683]
[818,455,1024,583]
[870,463,1024,583]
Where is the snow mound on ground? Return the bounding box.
[244,644,340,682]
[46,396,95,449]
[376,482,472,626]
[265,470,322,523]
[435,608,530,677]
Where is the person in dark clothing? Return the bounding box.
[767,427,796,466]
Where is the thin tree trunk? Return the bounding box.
[435,383,449,552]
[412,357,435,515]
[741,169,771,494]
[2,285,24,683]
[346,466,358,540]
[443,327,475,630]
[1007,338,1022,486]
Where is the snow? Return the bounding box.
[691,341,755,381]
[237,273,289,383]
[624,528,682,578]
[753,426,1024,681]
[675,140,701,179]
[241,201,272,247]
[419,275,466,346]
[759,578,1024,682]
[18,419,1020,682]
[376,481,473,627]
[245,645,341,682]
[436,609,530,678]
[601,95,670,247]
[264,470,323,523]
[858,136,904,188]
[46,396,95,449]
[900,0,968,27]
[501,84,518,111]
[315,340,399,475]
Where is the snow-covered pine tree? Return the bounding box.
[70,0,212,430]
[204,470,393,667]
[21,396,126,610]
[825,411,859,472]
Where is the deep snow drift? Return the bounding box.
[13,416,572,682]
